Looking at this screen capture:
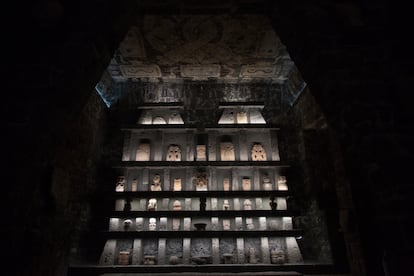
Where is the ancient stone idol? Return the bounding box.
[248,248,258,264]
[173,200,182,210]
[223,219,231,230]
[166,144,181,161]
[236,111,248,123]
[118,251,130,265]
[123,219,133,231]
[173,177,182,191]
[195,172,208,191]
[115,176,125,192]
[223,199,230,210]
[148,217,157,231]
[243,199,253,210]
[270,248,286,264]
[262,174,272,190]
[242,177,251,191]
[277,176,288,190]
[251,143,267,161]
[223,177,230,191]
[136,143,150,161]
[151,174,162,191]
[148,198,157,211]
[220,142,235,161]
[196,145,207,161]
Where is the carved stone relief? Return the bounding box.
[251,143,267,161]
[236,111,248,123]
[262,175,272,191]
[166,145,181,161]
[194,172,208,191]
[120,64,161,78]
[223,219,231,231]
[136,143,151,161]
[148,199,157,211]
[173,200,182,211]
[223,199,230,211]
[243,199,253,210]
[246,218,255,230]
[149,218,157,231]
[277,176,288,190]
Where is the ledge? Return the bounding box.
[121,124,279,131]
[110,210,297,218]
[113,161,288,168]
[112,190,290,198]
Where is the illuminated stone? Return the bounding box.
[166,144,181,161]
[136,143,150,161]
[220,142,235,161]
[251,143,267,161]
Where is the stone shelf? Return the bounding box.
[104,230,303,238]
[68,264,338,276]
[112,190,291,198]
[110,210,298,218]
[122,124,279,131]
[113,161,289,168]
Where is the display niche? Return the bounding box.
[99,103,304,271]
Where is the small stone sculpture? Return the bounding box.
[236,111,248,123]
[173,200,182,210]
[136,143,151,161]
[115,176,125,192]
[123,219,133,231]
[220,142,235,161]
[270,248,286,264]
[118,251,130,265]
[223,199,230,210]
[248,248,258,264]
[223,219,231,230]
[242,177,251,191]
[148,198,157,211]
[173,177,182,191]
[196,145,207,161]
[148,218,157,231]
[246,217,255,230]
[166,144,181,161]
[277,176,288,190]
[251,143,267,161]
[143,255,157,265]
[151,174,162,191]
[131,178,138,192]
[223,177,230,191]
[172,218,180,230]
[262,174,272,190]
[195,172,208,191]
[243,199,252,210]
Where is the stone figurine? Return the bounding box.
[236,111,248,123]
[123,219,133,231]
[220,142,235,161]
[148,198,157,211]
[173,200,182,210]
[223,177,230,191]
[148,218,157,231]
[223,199,230,210]
[243,199,252,210]
[270,248,286,264]
[151,174,162,191]
[195,172,208,191]
[115,176,126,192]
[196,145,207,161]
[136,143,151,161]
[251,143,267,161]
[246,217,255,230]
[262,174,272,190]
[173,177,182,191]
[166,144,181,161]
[242,177,251,191]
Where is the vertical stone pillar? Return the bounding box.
[239,130,248,161]
[186,130,194,161]
[136,217,144,231]
[253,168,260,190]
[153,131,163,161]
[210,167,217,190]
[232,168,239,190]
[259,217,267,230]
[261,237,271,264]
[233,198,240,210]
[211,217,219,230]
[132,239,142,265]
[236,238,245,264]
[163,168,170,191]
[122,131,132,161]
[183,238,191,264]
[211,198,218,210]
[159,217,167,231]
[235,217,243,230]
[282,217,293,230]
[276,197,287,210]
[286,237,303,263]
[185,168,192,190]
[255,198,263,210]
[270,130,280,161]
[212,238,220,264]
[109,218,120,231]
[207,131,217,161]
[162,199,169,210]
[158,238,167,265]
[185,198,192,210]
[142,168,149,186]
[99,239,117,265]
[184,218,191,230]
